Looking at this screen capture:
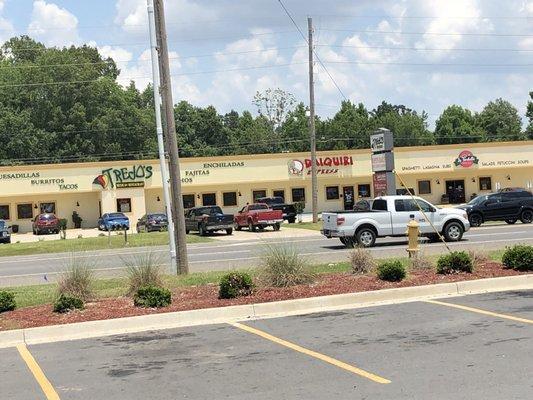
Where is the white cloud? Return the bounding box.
[0,0,14,44]
[28,0,80,46]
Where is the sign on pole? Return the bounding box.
[370,128,396,196]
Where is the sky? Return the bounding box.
[0,0,532,128]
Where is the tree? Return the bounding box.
[435,105,482,144]
[526,92,533,139]
[477,98,525,141]
[323,101,372,150]
[253,88,296,130]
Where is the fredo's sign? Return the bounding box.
[93,165,153,189]
[454,150,479,168]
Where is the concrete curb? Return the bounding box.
[1,274,531,349]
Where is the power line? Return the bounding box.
[321,28,533,37]
[317,44,533,52]
[276,0,348,101]
[314,14,533,20]
[323,60,533,67]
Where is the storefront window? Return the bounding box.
[39,202,56,214]
[183,194,195,209]
[253,190,267,201]
[273,190,285,200]
[223,192,237,207]
[17,203,33,219]
[116,198,132,213]
[479,177,492,191]
[326,186,340,200]
[418,180,431,195]
[397,188,415,196]
[0,205,9,220]
[292,188,306,202]
[358,184,371,198]
[202,193,217,206]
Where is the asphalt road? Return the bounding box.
[1,223,533,287]
[2,290,532,399]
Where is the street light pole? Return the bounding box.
[152,0,189,274]
[308,17,318,223]
[146,0,176,265]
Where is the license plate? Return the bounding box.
[265,220,278,224]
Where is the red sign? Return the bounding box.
[289,156,354,176]
[373,172,388,196]
[454,150,479,168]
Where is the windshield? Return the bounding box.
[198,207,223,215]
[467,195,488,206]
[149,214,167,220]
[249,204,268,211]
[109,213,126,219]
[0,221,5,229]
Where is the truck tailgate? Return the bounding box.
[255,210,283,221]
[322,212,340,231]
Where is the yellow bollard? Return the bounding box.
[406,219,420,258]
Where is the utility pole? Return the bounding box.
[308,17,318,223]
[146,0,176,266]
[152,0,189,274]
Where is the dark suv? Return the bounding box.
[457,189,533,227]
[256,197,297,223]
[0,220,11,244]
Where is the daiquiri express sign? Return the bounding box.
[288,156,354,176]
[93,165,153,189]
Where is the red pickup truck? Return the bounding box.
[234,204,283,231]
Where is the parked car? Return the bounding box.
[321,195,470,248]
[256,197,297,223]
[32,213,60,235]
[136,213,168,233]
[457,190,533,227]
[185,206,234,236]
[0,220,11,244]
[97,213,130,231]
[234,203,284,231]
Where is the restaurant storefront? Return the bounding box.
[1,141,532,233]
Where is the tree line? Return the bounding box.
[0,36,531,165]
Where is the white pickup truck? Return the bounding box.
[321,195,470,248]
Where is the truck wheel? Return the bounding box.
[234,223,242,231]
[248,221,256,232]
[505,219,517,225]
[520,209,533,224]
[199,224,206,236]
[443,221,464,242]
[288,218,295,224]
[185,229,190,234]
[226,228,233,235]
[356,228,376,248]
[273,223,281,231]
[468,213,482,227]
[340,237,355,248]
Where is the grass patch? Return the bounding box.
[0,232,212,258]
[284,222,322,231]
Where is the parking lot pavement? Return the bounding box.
[3,290,532,400]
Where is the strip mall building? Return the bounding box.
[0,141,532,233]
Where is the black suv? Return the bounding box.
[256,197,297,223]
[458,189,533,227]
[0,220,10,244]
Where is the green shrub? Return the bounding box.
[53,294,84,313]
[219,272,254,299]
[258,244,315,287]
[502,245,533,271]
[58,255,95,301]
[124,252,164,295]
[134,286,171,308]
[377,260,406,282]
[349,247,376,274]
[0,291,16,313]
[436,251,473,274]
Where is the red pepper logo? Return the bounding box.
[454,150,479,168]
[92,175,109,189]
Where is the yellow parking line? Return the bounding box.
[16,344,60,400]
[229,322,391,384]
[424,300,533,324]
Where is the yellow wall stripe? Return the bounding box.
[424,299,533,324]
[16,344,60,400]
[230,322,391,384]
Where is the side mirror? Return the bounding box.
[429,207,436,213]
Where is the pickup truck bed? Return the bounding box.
[235,204,284,231]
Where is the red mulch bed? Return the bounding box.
[0,262,529,331]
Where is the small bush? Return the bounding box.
[349,247,376,274]
[58,255,95,301]
[436,251,473,274]
[124,252,164,295]
[409,254,434,270]
[258,244,314,287]
[468,250,489,269]
[219,272,254,299]
[133,286,171,308]
[376,260,406,282]
[53,294,84,313]
[502,245,533,271]
[98,233,105,237]
[0,291,16,313]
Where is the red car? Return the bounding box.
[234,204,283,231]
[33,213,60,235]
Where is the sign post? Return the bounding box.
[370,129,396,196]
